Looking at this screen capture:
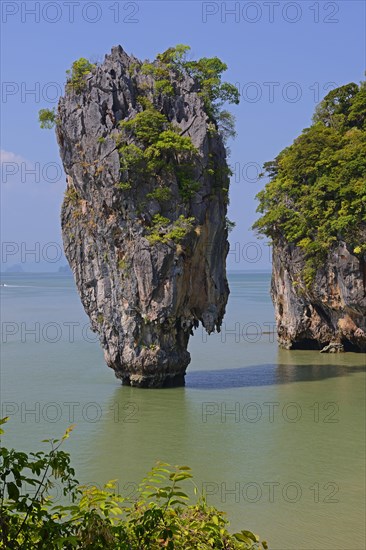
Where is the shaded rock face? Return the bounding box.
[57,46,230,387]
[272,237,366,352]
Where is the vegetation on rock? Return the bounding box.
[141,44,239,112]
[0,419,267,549]
[141,45,239,140]
[39,46,238,208]
[64,186,80,204]
[253,82,366,279]
[66,58,96,94]
[147,214,195,245]
[117,103,200,203]
[38,108,57,129]
[38,58,95,126]
[114,47,239,245]
[146,187,172,202]
[41,44,234,386]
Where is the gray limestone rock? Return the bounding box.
[271,236,366,352]
[57,46,230,387]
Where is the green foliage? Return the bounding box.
[38,108,57,129]
[117,106,199,200]
[118,143,146,174]
[129,62,139,75]
[253,82,366,284]
[184,56,240,117]
[0,422,78,549]
[141,45,239,128]
[136,95,154,110]
[66,58,96,94]
[145,129,197,175]
[141,44,190,88]
[147,129,196,156]
[118,259,127,270]
[156,44,191,67]
[116,181,132,191]
[141,62,167,80]
[313,83,361,129]
[146,187,172,202]
[0,419,267,549]
[175,169,200,201]
[205,161,232,190]
[217,110,237,143]
[348,86,366,129]
[303,264,317,288]
[64,187,80,204]
[147,215,195,245]
[225,217,236,232]
[119,109,167,146]
[155,79,175,96]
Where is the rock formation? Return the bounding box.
[271,237,366,352]
[57,46,231,387]
[254,83,366,354]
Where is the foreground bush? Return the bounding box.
[0,419,267,549]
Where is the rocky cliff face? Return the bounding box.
[272,237,366,352]
[57,46,230,387]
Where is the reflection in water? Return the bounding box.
[89,359,366,550]
[186,362,366,390]
[81,386,195,485]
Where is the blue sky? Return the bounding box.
[1,0,365,271]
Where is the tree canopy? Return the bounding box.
[253,82,366,282]
[141,44,239,129]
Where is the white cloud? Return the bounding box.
[0,149,28,165]
[1,149,64,188]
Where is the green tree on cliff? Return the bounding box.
[253,82,366,283]
[141,45,239,136]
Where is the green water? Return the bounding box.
[1,272,365,549]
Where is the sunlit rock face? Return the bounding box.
[57,46,230,387]
[272,236,366,352]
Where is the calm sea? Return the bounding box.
[1,272,365,549]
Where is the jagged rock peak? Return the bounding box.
[57,45,233,387]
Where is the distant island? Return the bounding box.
[5,264,24,273]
